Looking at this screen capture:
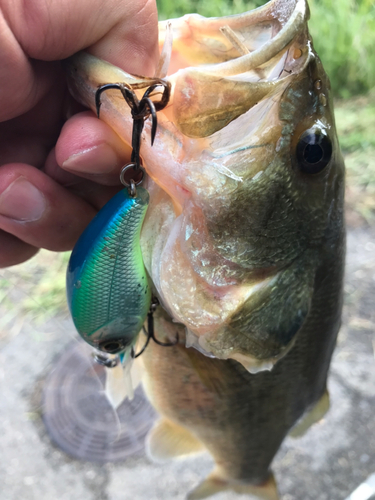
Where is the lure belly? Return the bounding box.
[66,186,151,355]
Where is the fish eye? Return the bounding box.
[296,129,332,174]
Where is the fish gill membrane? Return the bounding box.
[65,0,344,374]
[63,0,345,498]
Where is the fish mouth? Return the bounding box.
[158,0,310,139]
[159,0,309,76]
[64,0,316,371]
[65,0,311,206]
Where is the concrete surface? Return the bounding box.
[0,225,374,500]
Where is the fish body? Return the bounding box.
[67,187,151,355]
[65,0,345,497]
[142,299,340,498]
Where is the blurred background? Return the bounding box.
[1,1,374,500]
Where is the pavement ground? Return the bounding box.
[0,224,374,500]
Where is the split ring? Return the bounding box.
[120,163,145,187]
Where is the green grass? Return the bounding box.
[309,0,375,98]
[157,0,264,19]
[0,250,69,345]
[0,251,69,322]
[157,0,375,98]
[335,92,375,221]
[335,94,375,154]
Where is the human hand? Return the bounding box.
[0,0,159,266]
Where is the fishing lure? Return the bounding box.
[66,181,151,356]
[66,79,172,388]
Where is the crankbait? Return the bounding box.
[66,78,172,406]
[66,183,151,355]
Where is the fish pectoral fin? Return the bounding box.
[146,418,204,462]
[289,388,330,438]
[187,469,279,500]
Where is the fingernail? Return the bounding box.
[62,143,121,174]
[0,178,46,222]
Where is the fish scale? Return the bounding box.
[66,186,150,352]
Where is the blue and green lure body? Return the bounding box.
[66,186,151,356]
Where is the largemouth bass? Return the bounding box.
[65,0,345,497]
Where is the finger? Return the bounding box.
[44,148,123,210]
[0,163,97,251]
[0,76,66,163]
[0,10,59,121]
[55,111,131,185]
[1,0,159,118]
[0,230,38,268]
[88,0,159,75]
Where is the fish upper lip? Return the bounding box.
[158,0,308,79]
[198,0,308,77]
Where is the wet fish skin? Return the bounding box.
[142,232,343,496]
[204,54,345,365]
[140,2,345,496]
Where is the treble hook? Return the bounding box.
[95,80,171,167]
[133,298,179,358]
[94,78,174,359]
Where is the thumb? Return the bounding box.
[3,0,159,75]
